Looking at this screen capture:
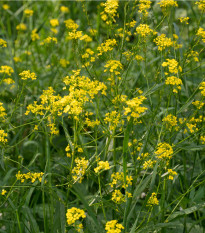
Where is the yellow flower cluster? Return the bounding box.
[199,82,205,96]
[162,59,182,74]
[0,130,8,144]
[16,171,44,183]
[105,220,124,233]
[104,60,123,75]
[1,189,7,195]
[59,58,70,68]
[110,172,133,189]
[65,144,72,157]
[147,192,159,206]
[66,207,86,225]
[135,24,156,37]
[178,17,189,24]
[101,0,119,25]
[135,55,144,61]
[2,4,10,10]
[72,157,88,183]
[196,28,205,43]
[104,111,122,131]
[19,70,37,80]
[24,9,34,17]
[31,29,40,41]
[155,142,173,160]
[165,76,182,93]
[195,0,205,12]
[16,23,27,31]
[40,37,57,45]
[0,103,7,121]
[97,39,117,56]
[162,114,178,129]
[186,50,199,62]
[192,101,204,109]
[111,189,125,204]
[0,38,7,48]
[64,19,82,40]
[50,19,59,27]
[200,136,205,144]
[124,95,147,121]
[153,34,174,51]
[0,65,14,76]
[60,6,69,13]
[138,0,152,17]
[158,0,178,9]
[94,161,110,173]
[167,169,177,180]
[81,48,95,67]
[143,160,155,170]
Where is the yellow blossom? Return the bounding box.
[2,4,10,10]
[195,0,205,12]
[1,189,7,195]
[199,82,205,96]
[0,65,14,76]
[94,161,110,173]
[105,220,124,233]
[66,207,86,225]
[153,34,174,51]
[155,142,173,160]
[147,192,159,206]
[60,6,69,13]
[50,19,59,27]
[101,0,119,25]
[165,76,182,93]
[0,38,7,48]
[178,17,189,24]
[19,70,37,80]
[16,23,27,31]
[192,101,204,109]
[167,169,177,180]
[158,0,178,10]
[72,157,88,183]
[31,29,40,41]
[16,171,44,183]
[197,27,205,43]
[24,9,34,17]
[135,24,156,37]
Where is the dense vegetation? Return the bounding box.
[0,0,205,232]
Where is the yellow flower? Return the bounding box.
[155,142,173,160]
[162,114,178,128]
[60,6,69,13]
[101,0,119,25]
[24,9,34,17]
[135,24,155,37]
[178,17,189,24]
[31,29,40,41]
[66,207,86,225]
[72,157,88,183]
[196,27,205,43]
[192,101,204,109]
[16,171,44,183]
[94,161,110,173]
[1,189,7,195]
[199,82,205,96]
[112,190,125,204]
[0,65,14,76]
[167,169,177,180]
[0,38,7,48]
[158,0,178,9]
[0,130,8,144]
[195,0,205,12]
[147,192,159,206]
[16,23,27,31]
[19,70,37,80]
[60,59,70,68]
[40,37,57,45]
[2,4,10,10]
[138,0,152,17]
[50,19,59,27]
[165,76,182,93]
[97,39,117,56]
[105,220,124,233]
[162,59,182,74]
[104,60,123,75]
[153,34,174,51]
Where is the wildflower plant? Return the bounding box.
[0,1,205,233]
